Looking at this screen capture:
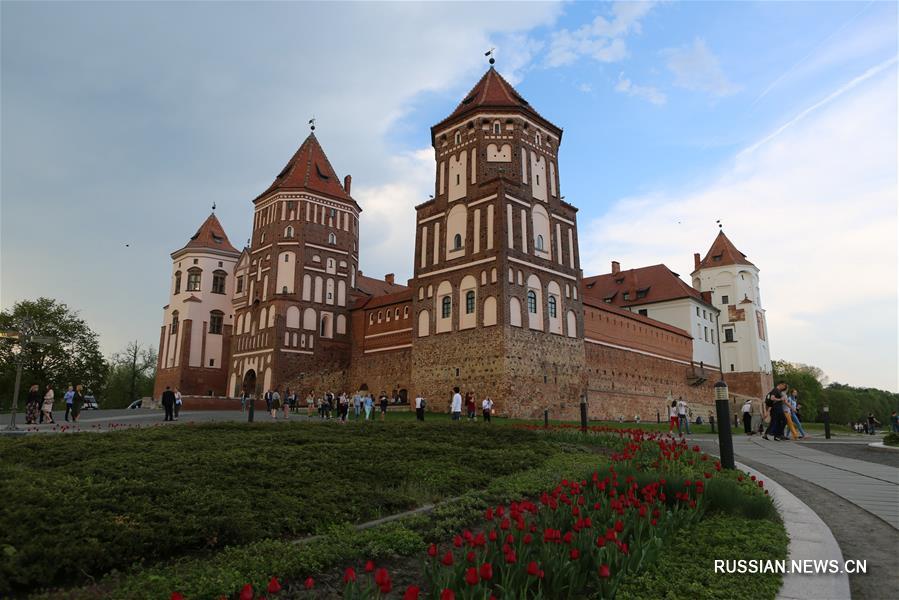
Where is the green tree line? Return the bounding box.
[1,298,155,410]
[772,360,898,424]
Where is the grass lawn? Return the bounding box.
[0,421,580,595]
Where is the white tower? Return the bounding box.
[691,230,773,398]
[154,213,241,398]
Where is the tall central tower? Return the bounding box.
[410,66,586,417]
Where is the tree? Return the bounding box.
[0,298,107,404]
[104,342,157,408]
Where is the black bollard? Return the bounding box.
[579,395,588,433]
[544,409,549,428]
[656,410,660,424]
[248,396,255,423]
[824,406,831,440]
[714,380,735,470]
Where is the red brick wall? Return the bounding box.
[583,302,692,362]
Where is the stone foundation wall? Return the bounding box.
[348,347,413,399]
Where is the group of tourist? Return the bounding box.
[666,396,692,435]
[244,389,397,422]
[850,413,888,435]
[449,387,494,422]
[24,383,86,424]
[755,381,806,440]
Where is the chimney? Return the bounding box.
[693,253,701,270]
[344,174,352,195]
[611,261,620,275]
[384,273,395,285]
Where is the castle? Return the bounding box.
[153,66,773,420]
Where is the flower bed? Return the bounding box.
[173,428,777,599]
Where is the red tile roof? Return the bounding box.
[431,67,561,137]
[356,274,409,297]
[582,297,692,339]
[357,288,414,311]
[178,213,239,255]
[694,230,755,273]
[582,264,710,309]
[254,133,356,206]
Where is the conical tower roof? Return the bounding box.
[175,213,239,256]
[254,133,355,205]
[693,230,755,273]
[431,67,561,139]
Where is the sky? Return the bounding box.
[1,1,896,391]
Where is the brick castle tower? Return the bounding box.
[154,213,240,398]
[410,66,586,417]
[226,132,360,396]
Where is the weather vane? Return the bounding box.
[309,116,316,132]
[212,202,217,212]
[485,48,495,65]
[716,219,723,230]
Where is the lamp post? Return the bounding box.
[3,317,36,432]
[714,379,735,469]
[579,393,587,434]
[823,405,831,440]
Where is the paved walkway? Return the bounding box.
[723,435,899,530]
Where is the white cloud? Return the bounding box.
[615,72,667,105]
[581,65,897,391]
[663,38,741,96]
[546,1,655,67]
[577,82,593,93]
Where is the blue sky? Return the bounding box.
[2,1,896,391]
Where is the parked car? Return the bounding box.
[82,396,99,410]
[127,399,143,409]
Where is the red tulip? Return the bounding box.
[453,535,463,548]
[614,520,624,533]
[239,584,254,600]
[479,562,493,581]
[599,564,611,578]
[374,568,390,587]
[304,577,315,590]
[527,561,540,577]
[403,586,421,600]
[441,551,454,566]
[466,550,476,563]
[485,507,494,520]
[522,533,532,545]
[505,550,517,564]
[428,543,438,557]
[344,567,357,583]
[170,593,184,600]
[440,590,455,600]
[267,577,282,593]
[365,560,375,572]
[570,548,580,560]
[464,567,479,586]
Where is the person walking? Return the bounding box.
[415,394,425,421]
[25,384,41,424]
[284,389,294,419]
[763,382,788,440]
[307,392,315,417]
[174,388,182,420]
[340,393,349,422]
[241,391,247,413]
[787,389,806,439]
[482,396,494,423]
[465,393,477,421]
[364,394,373,420]
[71,384,84,422]
[676,397,691,435]
[63,385,75,422]
[668,400,678,433]
[891,411,899,433]
[379,391,388,421]
[867,413,881,435]
[741,398,753,435]
[41,385,55,424]
[353,392,362,419]
[450,387,463,421]
[161,386,176,422]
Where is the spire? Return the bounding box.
[431,67,561,138]
[178,213,239,255]
[693,230,755,273]
[254,133,355,205]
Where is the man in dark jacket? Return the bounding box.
[161,386,176,422]
[763,382,788,440]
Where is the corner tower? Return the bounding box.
[410,66,586,417]
[227,132,360,397]
[154,213,241,398]
[692,230,772,398]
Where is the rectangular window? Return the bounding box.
[441,297,451,318]
[638,309,648,317]
[696,306,700,317]
[209,358,215,367]
[186,271,201,292]
[704,326,709,342]
[236,276,244,294]
[721,295,729,304]
[212,272,226,294]
[209,313,223,335]
[622,292,630,301]
[724,328,735,342]
[702,310,707,320]
[465,291,475,314]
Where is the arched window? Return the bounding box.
[212,270,227,294]
[454,131,462,144]
[378,311,383,323]
[453,233,462,250]
[466,290,475,314]
[535,235,544,251]
[493,120,501,135]
[209,310,224,334]
[369,313,375,325]
[442,296,452,319]
[548,295,557,319]
[403,306,409,319]
[328,232,337,245]
[186,268,202,292]
[282,286,288,294]
[171,311,179,334]
[285,226,294,238]
[527,290,538,314]
[173,271,182,295]
[535,131,542,146]
[395,308,400,319]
